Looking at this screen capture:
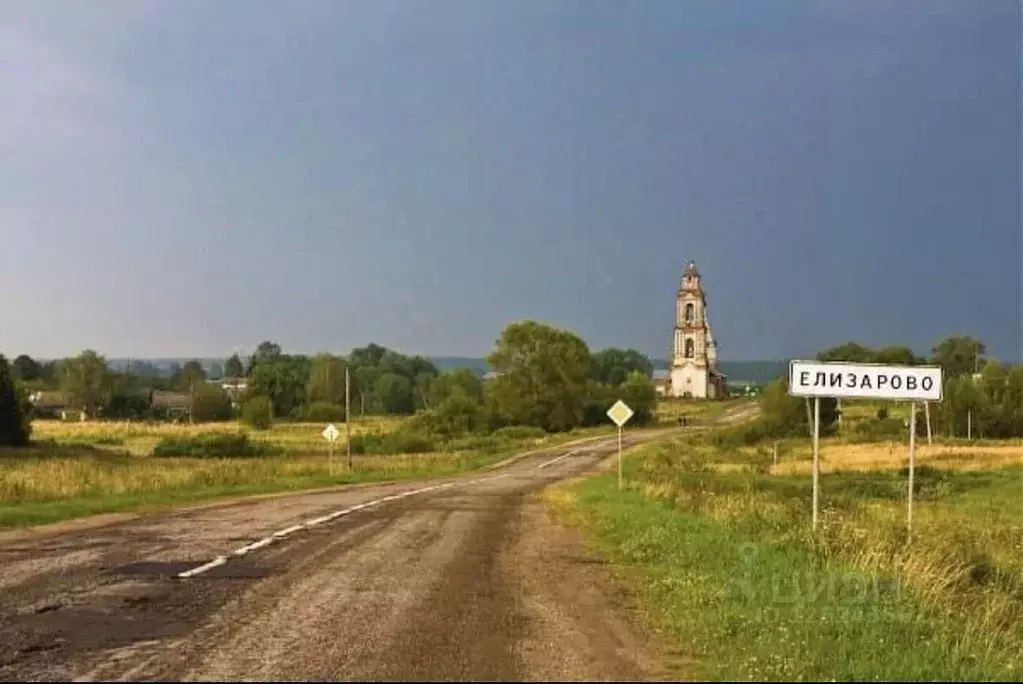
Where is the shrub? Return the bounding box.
[876,406,890,420]
[492,425,547,440]
[303,401,347,423]
[241,396,273,430]
[191,385,234,422]
[153,433,276,458]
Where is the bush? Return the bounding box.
[876,406,889,420]
[303,401,347,423]
[153,433,276,458]
[492,425,547,440]
[191,385,234,422]
[348,430,437,455]
[241,396,273,430]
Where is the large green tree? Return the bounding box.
[590,348,653,387]
[485,321,591,432]
[931,335,986,378]
[61,350,113,418]
[224,354,245,378]
[428,368,483,406]
[306,353,348,405]
[0,356,31,446]
[11,354,41,382]
[615,370,658,425]
[174,360,207,392]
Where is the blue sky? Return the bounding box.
[2,0,1020,362]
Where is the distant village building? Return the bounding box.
[668,261,728,399]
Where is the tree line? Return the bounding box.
[754,335,1023,440]
[0,320,660,445]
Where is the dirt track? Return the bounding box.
[0,425,703,682]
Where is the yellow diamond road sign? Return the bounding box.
[322,424,340,442]
[606,400,634,427]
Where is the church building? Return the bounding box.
[668,261,728,399]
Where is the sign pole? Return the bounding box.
[617,425,623,491]
[812,396,820,531]
[908,401,917,544]
[924,401,933,445]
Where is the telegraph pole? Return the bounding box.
[346,365,352,470]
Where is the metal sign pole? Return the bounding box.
[617,425,623,491]
[908,401,917,544]
[812,396,820,531]
[924,401,933,445]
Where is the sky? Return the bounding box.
[2,0,1020,363]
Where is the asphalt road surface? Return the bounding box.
[0,415,750,682]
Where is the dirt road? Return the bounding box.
[0,425,699,682]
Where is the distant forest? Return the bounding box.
[100,356,788,385]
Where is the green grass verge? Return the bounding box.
[552,470,1023,681]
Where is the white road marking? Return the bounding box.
[176,451,568,579]
[537,450,579,469]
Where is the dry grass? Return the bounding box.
[655,398,752,424]
[772,440,1023,475]
[30,417,405,456]
[0,449,471,506]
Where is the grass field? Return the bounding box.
[549,422,1023,680]
[0,417,618,529]
[655,398,751,425]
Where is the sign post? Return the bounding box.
[606,400,635,491]
[322,423,340,471]
[908,402,917,543]
[788,360,943,540]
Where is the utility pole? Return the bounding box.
[967,347,980,440]
[346,365,352,470]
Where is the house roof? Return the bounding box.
[30,391,67,409]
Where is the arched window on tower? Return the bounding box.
[684,303,695,323]
[684,338,694,358]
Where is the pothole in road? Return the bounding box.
[108,560,272,580]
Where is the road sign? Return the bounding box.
[787,359,942,540]
[788,360,942,402]
[322,424,340,443]
[606,400,634,427]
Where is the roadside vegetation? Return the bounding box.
[0,321,667,528]
[551,334,1023,681]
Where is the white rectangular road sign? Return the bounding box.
[789,360,942,402]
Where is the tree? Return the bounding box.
[61,350,113,418]
[871,346,921,366]
[758,378,838,437]
[11,355,41,382]
[616,370,658,425]
[247,354,310,417]
[224,354,244,378]
[306,354,347,405]
[817,342,874,363]
[174,360,207,393]
[247,341,283,376]
[191,385,234,422]
[931,335,986,378]
[590,348,653,387]
[431,387,484,437]
[375,373,414,414]
[485,321,592,432]
[429,369,483,407]
[241,396,273,430]
[0,356,31,446]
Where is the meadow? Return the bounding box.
[0,416,618,528]
[549,405,1023,681]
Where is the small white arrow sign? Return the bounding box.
[322,424,340,442]
[606,400,634,427]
